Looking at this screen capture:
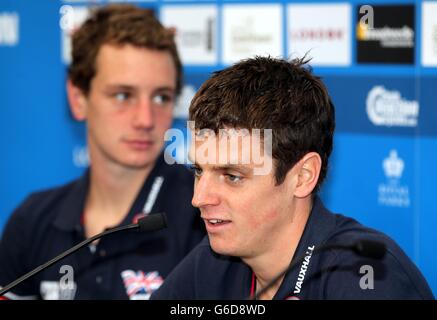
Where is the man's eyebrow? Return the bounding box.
[104,85,175,93]
[211,165,250,172]
[104,84,136,91]
[153,86,176,93]
[191,162,251,174]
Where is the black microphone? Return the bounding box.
[250,239,386,300]
[0,212,167,297]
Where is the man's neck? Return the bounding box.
[84,158,155,237]
[244,198,312,300]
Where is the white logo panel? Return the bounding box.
[287,3,351,66]
[59,5,90,64]
[222,4,283,64]
[422,2,437,66]
[161,5,217,65]
[0,12,19,46]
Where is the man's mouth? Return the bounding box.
[203,218,232,229]
[125,139,154,149]
[207,219,230,225]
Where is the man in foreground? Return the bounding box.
[152,56,434,300]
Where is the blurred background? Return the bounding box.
[0,0,436,295]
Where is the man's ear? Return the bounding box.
[293,152,322,198]
[66,79,88,121]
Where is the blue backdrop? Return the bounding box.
[1,0,436,296]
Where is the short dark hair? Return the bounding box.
[68,4,182,95]
[189,56,335,192]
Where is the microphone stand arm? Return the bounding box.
[0,223,139,296]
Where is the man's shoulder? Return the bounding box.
[152,237,249,299]
[319,211,434,299]
[0,176,85,274]
[328,211,411,260]
[329,212,391,244]
[325,211,418,276]
[8,177,84,224]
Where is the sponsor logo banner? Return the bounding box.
[378,149,410,208]
[421,2,437,66]
[0,12,19,46]
[356,4,415,64]
[59,5,89,64]
[287,3,351,66]
[366,86,419,127]
[161,5,217,65]
[222,4,283,64]
[322,76,427,136]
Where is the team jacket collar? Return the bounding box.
[52,170,90,232]
[52,152,168,233]
[273,196,337,300]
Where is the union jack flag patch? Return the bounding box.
[121,270,164,300]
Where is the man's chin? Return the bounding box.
[127,161,156,170]
[121,151,161,169]
[209,239,238,257]
[118,156,158,170]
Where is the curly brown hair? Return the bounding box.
[189,56,335,192]
[68,4,182,95]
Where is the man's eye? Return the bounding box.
[225,174,243,183]
[113,92,130,102]
[152,94,173,106]
[190,165,203,177]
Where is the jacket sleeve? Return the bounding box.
[0,196,39,299]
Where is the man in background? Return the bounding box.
[0,4,204,300]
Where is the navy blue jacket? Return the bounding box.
[0,154,205,299]
[152,197,434,300]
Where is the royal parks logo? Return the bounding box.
[378,150,410,208]
[356,4,415,64]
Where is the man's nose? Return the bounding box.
[191,174,220,208]
[132,98,154,130]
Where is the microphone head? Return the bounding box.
[137,212,167,232]
[353,239,386,259]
